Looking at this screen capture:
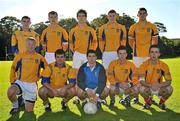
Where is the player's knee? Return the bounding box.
[38,86,47,97]
[7,86,18,98]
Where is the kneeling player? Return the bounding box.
[38,49,76,111]
[76,50,109,109]
[139,45,173,110]
[7,37,47,114]
[108,46,139,107]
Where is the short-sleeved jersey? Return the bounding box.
[128,22,158,57]
[98,22,127,52]
[11,29,40,54]
[69,24,97,54]
[139,59,172,85]
[108,60,138,85]
[41,62,76,89]
[41,25,68,53]
[10,52,48,83]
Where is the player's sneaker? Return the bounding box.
[45,103,52,112]
[159,103,166,110]
[61,100,67,110]
[9,108,19,114]
[97,101,102,109]
[124,96,131,107]
[143,103,151,109]
[133,97,139,104]
[119,98,125,104]
[109,99,115,108]
[73,99,80,104]
[101,99,107,105]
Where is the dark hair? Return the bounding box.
[77,9,87,17]
[138,7,147,13]
[149,45,160,52]
[117,46,127,53]
[55,49,65,58]
[21,16,30,21]
[108,9,116,14]
[86,49,97,57]
[48,11,58,17]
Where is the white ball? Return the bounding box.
[83,102,97,114]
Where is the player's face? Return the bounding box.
[117,50,127,61]
[21,18,31,29]
[77,13,87,24]
[108,12,116,23]
[27,40,36,52]
[87,53,97,64]
[149,48,160,61]
[55,54,65,64]
[138,10,147,21]
[48,14,58,24]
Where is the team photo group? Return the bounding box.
[7,7,173,115]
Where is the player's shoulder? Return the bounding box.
[159,60,169,68]
[109,59,119,66]
[99,23,108,29]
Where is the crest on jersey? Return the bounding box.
[57,32,61,36]
[147,28,151,32]
[116,29,121,32]
[124,69,128,74]
[156,69,162,75]
[135,29,139,33]
[35,59,39,64]
[85,31,88,35]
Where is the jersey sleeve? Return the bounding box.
[11,32,18,53]
[69,29,75,52]
[41,66,51,84]
[89,28,97,51]
[10,55,20,83]
[98,26,105,53]
[121,25,127,46]
[107,61,116,85]
[128,24,135,49]
[162,63,172,82]
[130,63,139,85]
[68,67,76,84]
[35,32,40,52]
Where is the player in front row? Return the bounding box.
[7,37,47,114]
[139,45,173,110]
[76,50,109,109]
[39,49,76,111]
[108,46,139,107]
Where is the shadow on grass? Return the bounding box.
[7,111,36,121]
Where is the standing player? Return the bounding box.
[76,50,109,109]
[98,9,127,70]
[128,7,159,68]
[41,11,68,64]
[139,45,173,110]
[128,8,159,103]
[108,46,139,107]
[7,37,47,114]
[11,16,40,54]
[69,9,97,70]
[38,49,76,111]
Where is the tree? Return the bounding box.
[0,16,20,60]
[154,22,167,33]
[59,18,77,32]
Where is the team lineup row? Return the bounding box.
[7,8,172,115]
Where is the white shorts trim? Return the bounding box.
[102,51,117,69]
[15,80,37,101]
[45,52,55,64]
[72,51,87,69]
[133,56,149,68]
